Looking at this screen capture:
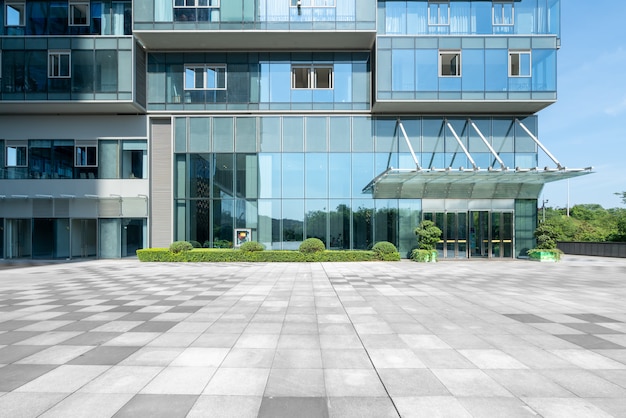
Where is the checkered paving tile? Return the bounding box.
[0,257,625,417]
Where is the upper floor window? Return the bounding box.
[5,2,25,27]
[291,65,334,89]
[174,0,219,7]
[69,1,90,26]
[290,0,336,7]
[48,51,71,78]
[428,1,450,26]
[439,51,461,77]
[184,65,227,90]
[6,145,28,167]
[509,51,531,77]
[75,145,98,167]
[493,1,514,26]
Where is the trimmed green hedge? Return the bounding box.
[137,248,394,262]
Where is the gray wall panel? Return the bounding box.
[150,119,172,247]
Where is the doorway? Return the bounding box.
[425,211,513,259]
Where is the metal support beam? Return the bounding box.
[445,120,477,170]
[468,119,506,169]
[397,119,421,171]
[515,119,564,170]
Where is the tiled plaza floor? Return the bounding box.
[0,256,626,417]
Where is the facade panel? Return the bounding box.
[0,0,590,259]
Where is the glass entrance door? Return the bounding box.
[470,211,489,258]
[426,211,513,259]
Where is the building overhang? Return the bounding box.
[0,101,146,115]
[363,168,593,199]
[134,30,376,51]
[372,100,555,115]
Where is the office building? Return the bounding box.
[0,0,589,259]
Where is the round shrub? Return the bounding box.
[372,241,398,255]
[239,241,265,252]
[299,238,326,253]
[188,240,202,248]
[169,241,193,253]
[372,241,400,261]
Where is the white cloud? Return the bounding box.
[604,96,626,116]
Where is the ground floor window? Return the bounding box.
[0,217,145,259]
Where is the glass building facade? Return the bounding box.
[0,0,589,259]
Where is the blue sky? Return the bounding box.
[539,1,626,209]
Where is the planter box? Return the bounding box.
[529,251,560,262]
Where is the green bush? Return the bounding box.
[299,238,326,253]
[212,239,232,248]
[411,249,436,262]
[415,220,442,251]
[239,241,265,252]
[371,241,400,261]
[136,248,390,263]
[188,240,202,248]
[169,241,193,253]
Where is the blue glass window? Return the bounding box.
[509,51,531,77]
[493,1,514,26]
[184,65,226,90]
[439,51,461,77]
[48,51,71,78]
[69,1,89,26]
[5,2,25,26]
[428,1,449,25]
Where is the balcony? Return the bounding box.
[133,0,376,50]
[0,36,144,114]
[374,36,557,114]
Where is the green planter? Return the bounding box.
[528,249,562,262]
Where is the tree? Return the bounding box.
[616,192,626,206]
[414,220,442,251]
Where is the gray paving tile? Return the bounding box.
[79,365,163,394]
[539,369,626,397]
[0,364,58,391]
[68,346,141,365]
[264,368,326,397]
[112,394,198,418]
[523,397,614,418]
[39,393,134,418]
[258,397,329,418]
[566,314,622,323]
[0,344,51,363]
[394,396,472,418]
[203,368,270,396]
[140,366,215,395]
[458,397,542,418]
[0,392,67,418]
[59,332,122,346]
[504,314,554,323]
[378,368,450,397]
[186,395,262,418]
[555,334,624,350]
[327,397,399,418]
[324,369,387,397]
[15,365,109,393]
[485,370,575,397]
[432,369,513,397]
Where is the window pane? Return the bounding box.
[195,68,204,89]
[440,53,460,76]
[206,67,216,89]
[314,67,332,89]
[6,3,25,26]
[185,68,194,89]
[510,53,520,76]
[293,67,309,88]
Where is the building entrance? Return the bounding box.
[424,211,513,259]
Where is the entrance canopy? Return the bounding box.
[363,118,593,199]
[363,167,592,199]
